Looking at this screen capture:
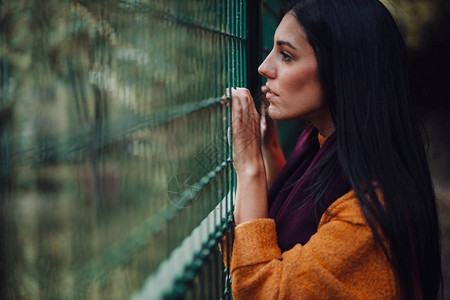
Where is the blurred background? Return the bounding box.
[1,0,449,299]
[1,0,241,298]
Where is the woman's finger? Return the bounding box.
[229,88,261,161]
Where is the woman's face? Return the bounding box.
[258,13,334,135]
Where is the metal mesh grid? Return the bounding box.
[0,0,248,298]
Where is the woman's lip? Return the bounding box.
[266,91,277,100]
[265,85,278,97]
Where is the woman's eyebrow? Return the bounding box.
[276,40,296,50]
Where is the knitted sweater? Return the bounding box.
[229,190,398,299]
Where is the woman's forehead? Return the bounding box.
[274,14,309,48]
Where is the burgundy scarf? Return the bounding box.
[268,124,351,252]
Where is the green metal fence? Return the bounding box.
[0,0,282,298]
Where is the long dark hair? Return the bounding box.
[285,0,442,298]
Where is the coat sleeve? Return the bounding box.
[229,192,397,300]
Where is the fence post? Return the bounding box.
[246,0,263,109]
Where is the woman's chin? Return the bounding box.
[268,107,282,120]
[268,109,293,122]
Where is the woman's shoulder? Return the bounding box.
[319,189,368,228]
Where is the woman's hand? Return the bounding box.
[227,87,268,224]
[259,86,286,188]
[228,87,264,175]
[260,86,279,150]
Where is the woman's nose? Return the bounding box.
[258,55,275,79]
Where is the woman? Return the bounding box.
[227,0,442,299]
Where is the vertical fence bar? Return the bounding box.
[246,0,263,101]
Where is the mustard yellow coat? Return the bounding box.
[229,190,398,299]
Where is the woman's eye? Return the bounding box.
[281,52,292,62]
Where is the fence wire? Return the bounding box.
[1,0,252,298]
